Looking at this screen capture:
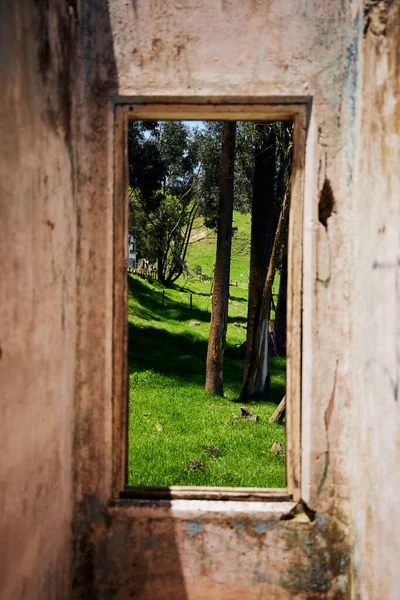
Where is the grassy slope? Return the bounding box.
[127,211,286,488]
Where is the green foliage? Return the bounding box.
[128,120,200,284]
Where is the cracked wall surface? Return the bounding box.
[73,0,364,598]
[351,2,400,598]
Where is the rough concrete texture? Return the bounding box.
[351,2,400,599]
[74,0,363,597]
[0,1,77,598]
[1,0,399,598]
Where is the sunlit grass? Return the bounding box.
[127,274,286,488]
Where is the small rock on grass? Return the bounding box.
[271,440,284,455]
[189,321,200,327]
[185,459,207,473]
[240,406,260,422]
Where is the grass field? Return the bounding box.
[127,212,286,488]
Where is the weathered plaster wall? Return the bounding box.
[3,0,398,598]
[352,2,400,599]
[73,0,366,598]
[0,1,77,598]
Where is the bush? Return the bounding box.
[193,265,202,276]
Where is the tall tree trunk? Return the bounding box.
[157,245,165,284]
[205,122,236,395]
[242,125,277,397]
[241,184,290,400]
[275,220,288,356]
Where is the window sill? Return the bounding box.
[110,497,296,518]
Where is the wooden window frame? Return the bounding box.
[112,97,309,502]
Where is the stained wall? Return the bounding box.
[351,3,400,599]
[73,0,365,598]
[0,1,77,598]
[1,1,399,599]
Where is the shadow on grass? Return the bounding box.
[128,322,209,384]
[129,275,214,323]
[128,275,285,403]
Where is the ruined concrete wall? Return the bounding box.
[72,0,365,597]
[351,2,400,598]
[71,0,118,595]
[0,1,77,599]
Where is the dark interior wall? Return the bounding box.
[72,0,118,595]
[0,1,78,598]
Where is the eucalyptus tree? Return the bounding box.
[205,121,237,396]
[241,121,293,399]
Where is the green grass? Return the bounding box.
[187,211,252,283]
[127,211,286,488]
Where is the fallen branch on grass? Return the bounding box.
[269,396,286,424]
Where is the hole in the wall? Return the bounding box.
[318,178,335,228]
[280,499,316,522]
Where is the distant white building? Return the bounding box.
[128,235,138,268]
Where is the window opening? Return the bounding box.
[113,101,306,501]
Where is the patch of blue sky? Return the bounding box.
[183,120,205,130]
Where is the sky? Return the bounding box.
[183,120,205,130]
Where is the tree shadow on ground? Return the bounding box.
[128,276,212,324]
[128,275,285,403]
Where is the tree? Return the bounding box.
[128,121,200,285]
[205,122,237,395]
[241,177,290,399]
[274,220,288,356]
[194,121,253,231]
[271,124,292,357]
[241,124,279,398]
[241,122,292,399]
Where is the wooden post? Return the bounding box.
[236,281,238,287]
[190,293,193,310]
[162,289,165,306]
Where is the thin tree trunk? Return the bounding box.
[205,122,236,395]
[242,125,277,397]
[241,184,290,400]
[254,320,270,393]
[275,220,288,356]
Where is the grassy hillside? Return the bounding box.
[187,211,253,283]
[127,210,286,488]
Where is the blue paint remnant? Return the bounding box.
[343,10,362,186]
[252,520,267,535]
[233,521,246,535]
[185,520,205,537]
